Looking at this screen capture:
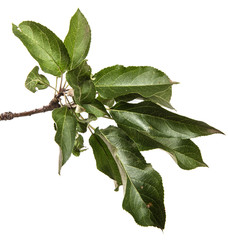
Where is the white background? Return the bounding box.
[0,0,228,239]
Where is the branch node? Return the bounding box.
[0,112,14,121]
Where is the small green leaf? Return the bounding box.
[75,112,97,133]
[72,134,86,157]
[110,101,222,139]
[76,120,88,133]
[96,95,115,108]
[52,106,77,173]
[94,65,173,100]
[89,133,122,188]
[12,22,70,77]
[66,61,95,104]
[66,61,91,89]
[82,100,109,117]
[25,66,49,93]
[96,126,165,229]
[64,9,91,69]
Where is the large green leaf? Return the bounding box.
[113,125,207,170]
[25,66,49,93]
[12,22,70,77]
[96,126,165,229]
[66,61,95,104]
[110,101,222,139]
[64,9,91,70]
[93,65,173,101]
[89,133,122,188]
[52,106,77,173]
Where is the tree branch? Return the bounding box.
[0,92,63,121]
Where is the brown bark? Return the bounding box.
[0,93,63,121]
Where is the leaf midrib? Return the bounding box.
[110,107,210,136]
[95,83,171,88]
[55,108,72,163]
[99,132,154,224]
[27,74,47,86]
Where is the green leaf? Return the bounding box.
[110,101,222,139]
[52,106,77,174]
[115,85,174,109]
[64,9,91,69]
[72,134,86,157]
[148,85,174,109]
[151,84,172,102]
[93,65,173,100]
[115,87,174,109]
[66,61,91,89]
[76,120,88,133]
[115,93,142,102]
[73,81,95,104]
[74,112,97,133]
[82,100,109,117]
[96,95,115,108]
[25,66,49,93]
[66,61,95,104]
[12,22,70,77]
[89,133,122,188]
[113,125,207,170]
[96,126,165,229]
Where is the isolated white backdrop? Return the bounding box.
[0,0,227,239]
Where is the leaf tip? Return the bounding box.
[171,81,180,85]
[202,162,209,168]
[76,8,82,14]
[209,127,224,136]
[12,23,19,33]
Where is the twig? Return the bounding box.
[55,77,59,96]
[88,125,94,134]
[0,92,63,121]
[59,74,64,91]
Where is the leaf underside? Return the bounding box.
[89,133,122,187]
[95,126,166,229]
